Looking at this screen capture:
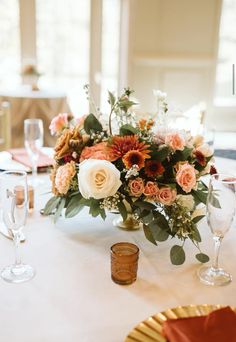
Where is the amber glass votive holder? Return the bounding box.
[111,242,139,285]
[14,185,34,212]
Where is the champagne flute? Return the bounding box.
[24,118,44,186]
[198,174,236,286]
[0,171,35,283]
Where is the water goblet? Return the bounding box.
[0,170,35,283]
[198,174,236,286]
[24,118,44,186]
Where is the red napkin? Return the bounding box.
[9,148,53,171]
[162,306,236,342]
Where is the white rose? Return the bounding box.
[197,143,213,157]
[176,194,195,211]
[78,159,122,199]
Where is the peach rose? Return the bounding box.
[143,181,159,197]
[80,142,115,162]
[49,113,69,136]
[158,187,177,205]
[129,178,144,197]
[176,163,197,193]
[55,161,76,195]
[165,132,185,151]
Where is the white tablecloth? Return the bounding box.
[0,157,236,342]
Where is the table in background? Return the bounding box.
[0,157,235,342]
[0,87,71,147]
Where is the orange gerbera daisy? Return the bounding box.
[123,150,150,169]
[109,135,150,160]
[145,160,165,177]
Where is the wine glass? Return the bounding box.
[24,118,44,186]
[198,174,236,286]
[0,170,35,283]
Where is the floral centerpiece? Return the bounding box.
[44,86,215,265]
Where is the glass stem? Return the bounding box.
[13,233,21,266]
[212,235,222,270]
[32,158,38,179]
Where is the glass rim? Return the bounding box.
[24,118,43,124]
[211,173,236,184]
[0,170,27,177]
[110,242,139,255]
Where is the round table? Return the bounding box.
[0,88,71,147]
[0,157,235,342]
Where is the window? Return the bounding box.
[36,0,91,115]
[0,0,122,116]
[0,0,20,89]
[215,0,236,105]
[100,0,120,113]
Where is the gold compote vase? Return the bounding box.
[112,202,142,231]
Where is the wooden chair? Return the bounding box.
[0,101,11,151]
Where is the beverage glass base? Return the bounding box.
[198,265,232,286]
[1,264,35,284]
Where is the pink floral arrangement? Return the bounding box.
[44,87,215,265]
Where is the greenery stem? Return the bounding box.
[108,104,116,135]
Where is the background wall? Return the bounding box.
[128,0,228,130]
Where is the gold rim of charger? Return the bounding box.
[124,304,236,342]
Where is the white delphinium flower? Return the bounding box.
[125,164,139,179]
[176,194,195,211]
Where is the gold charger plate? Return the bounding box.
[124,304,236,342]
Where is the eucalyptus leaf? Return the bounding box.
[191,226,201,242]
[89,198,101,217]
[43,196,61,215]
[192,190,208,205]
[84,113,103,134]
[142,212,153,224]
[54,197,66,223]
[152,212,169,231]
[149,222,169,241]
[108,91,116,106]
[192,215,205,224]
[117,201,127,221]
[195,253,209,263]
[133,200,156,210]
[119,124,138,136]
[143,224,157,245]
[65,195,84,218]
[100,209,106,220]
[170,245,186,265]
[211,194,221,209]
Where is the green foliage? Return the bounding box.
[43,196,61,215]
[191,226,202,242]
[150,146,169,162]
[192,189,208,205]
[54,197,66,223]
[119,124,138,136]
[117,201,128,221]
[108,91,116,106]
[133,200,156,211]
[65,194,83,218]
[195,253,209,263]
[170,245,186,265]
[192,215,205,224]
[148,221,169,241]
[143,224,157,245]
[211,194,221,209]
[84,113,103,134]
